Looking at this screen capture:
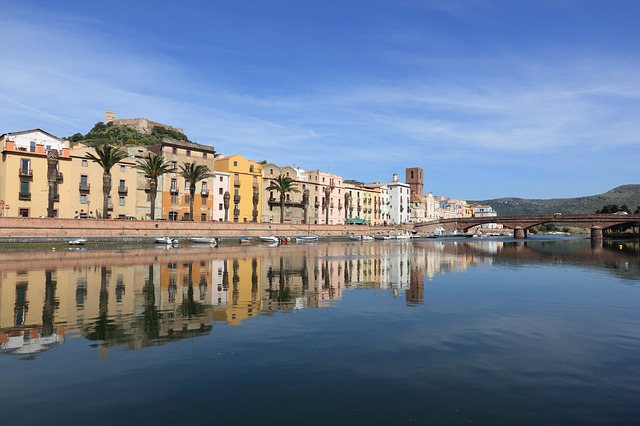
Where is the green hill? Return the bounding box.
[471,184,640,215]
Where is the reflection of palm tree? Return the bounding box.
[41,270,56,337]
[232,260,240,306]
[143,265,160,340]
[251,258,258,303]
[180,262,205,318]
[86,267,123,345]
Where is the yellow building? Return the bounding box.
[148,139,217,221]
[215,154,262,223]
[0,129,70,218]
[67,145,139,219]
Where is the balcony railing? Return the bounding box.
[118,186,128,195]
[79,183,90,192]
[201,188,209,197]
[170,187,179,195]
[233,208,240,216]
[19,192,31,201]
[233,195,241,203]
[57,172,64,183]
[19,168,33,177]
[233,178,241,187]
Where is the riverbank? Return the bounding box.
[0,217,402,244]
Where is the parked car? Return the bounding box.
[116,216,137,220]
[74,213,95,219]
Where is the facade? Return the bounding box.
[409,192,438,223]
[261,164,310,224]
[215,155,262,223]
[306,170,344,225]
[387,173,411,225]
[148,139,217,221]
[343,183,382,225]
[69,145,138,219]
[211,171,230,222]
[0,129,70,218]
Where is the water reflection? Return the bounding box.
[0,238,638,356]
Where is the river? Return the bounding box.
[1,236,638,425]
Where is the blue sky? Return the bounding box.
[1,0,639,200]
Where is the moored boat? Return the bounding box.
[190,237,218,245]
[296,235,319,243]
[68,237,87,245]
[155,236,179,245]
[260,235,280,243]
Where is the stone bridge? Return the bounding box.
[413,214,640,239]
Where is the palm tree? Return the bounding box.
[178,162,213,221]
[46,149,60,218]
[266,174,300,223]
[85,145,128,218]
[135,153,174,220]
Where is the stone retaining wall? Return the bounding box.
[0,217,401,243]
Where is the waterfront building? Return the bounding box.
[387,173,411,225]
[211,171,230,222]
[215,154,262,223]
[69,145,138,219]
[261,164,310,224]
[343,182,382,225]
[0,129,70,218]
[409,191,438,224]
[306,170,345,224]
[148,138,217,221]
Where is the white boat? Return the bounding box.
[373,235,391,240]
[68,237,87,245]
[155,236,179,245]
[350,235,374,241]
[395,233,411,240]
[260,235,280,243]
[296,235,319,243]
[190,237,218,244]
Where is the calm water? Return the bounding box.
[1,237,639,425]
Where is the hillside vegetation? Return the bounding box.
[471,184,640,215]
[68,122,190,147]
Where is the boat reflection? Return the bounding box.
[1,238,638,356]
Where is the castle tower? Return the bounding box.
[406,167,423,198]
[105,110,115,123]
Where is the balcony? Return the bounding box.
[19,192,31,201]
[233,178,241,187]
[53,194,60,202]
[201,188,209,197]
[118,186,128,195]
[57,172,64,183]
[79,182,90,192]
[170,187,179,195]
[233,208,240,216]
[19,168,33,178]
[233,195,241,203]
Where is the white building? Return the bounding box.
[212,171,230,221]
[387,173,411,225]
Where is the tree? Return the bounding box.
[266,174,300,223]
[135,153,175,220]
[85,145,129,218]
[178,163,213,221]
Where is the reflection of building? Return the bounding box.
[406,270,424,306]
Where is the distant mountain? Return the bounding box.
[470,184,640,216]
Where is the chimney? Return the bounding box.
[392,173,398,182]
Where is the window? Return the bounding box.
[186,150,191,157]
[80,175,88,186]
[219,188,223,195]
[172,147,177,154]
[169,211,178,221]
[249,165,254,172]
[270,168,273,175]
[20,181,29,195]
[185,195,191,204]
[82,159,88,167]
[171,194,178,204]
[185,181,191,190]
[233,161,238,167]
[119,179,126,190]
[120,165,125,172]
[30,141,36,152]
[19,208,29,217]
[171,179,177,191]
[171,161,177,170]
[20,158,30,172]
[80,194,88,204]
[219,176,223,182]
[119,196,125,206]
[219,203,223,210]
[200,213,207,221]
[203,152,207,159]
